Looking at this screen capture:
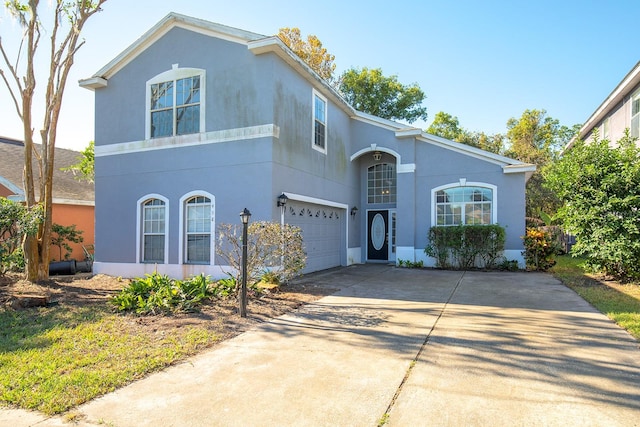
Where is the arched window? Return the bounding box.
[139,196,168,263]
[433,184,496,226]
[146,67,205,139]
[367,163,396,204]
[182,194,214,264]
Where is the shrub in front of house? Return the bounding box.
[522,227,558,271]
[110,272,217,315]
[425,224,506,270]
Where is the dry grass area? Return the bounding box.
[0,272,337,336]
[0,272,339,414]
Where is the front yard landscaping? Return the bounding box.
[551,255,640,340]
[0,273,335,414]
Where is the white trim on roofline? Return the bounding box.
[7,194,94,206]
[53,199,95,206]
[248,37,355,117]
[79,12,265,89]
[570,60,640,146]
[404,130,535,172]
[0,176,23,196]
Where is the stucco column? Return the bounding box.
[395,167,416,263]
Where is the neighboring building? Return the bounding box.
[0,136,95,261]
[573,60,640,145]
[80,13,534,279]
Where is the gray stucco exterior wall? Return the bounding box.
[85,13,531,279]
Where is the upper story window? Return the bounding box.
[434,185,495,226]
[602,117,610,140]
[146,66,205,140]
[137,195,168,264]
[312,89,327,153]
[367,163,396,204]
[631,89,640,138]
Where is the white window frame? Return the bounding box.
[631,89,640,139]
[179,191,215,265]
[367,163,397,204]
[602,117,610,140]
[312,89,327,154]
[145,66,206,140]
[431,182,498,226]
[136,194,169,264]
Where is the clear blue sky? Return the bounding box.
[1,0,638,151]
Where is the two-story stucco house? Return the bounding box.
[79,13,534,279]
[573,60,640,145]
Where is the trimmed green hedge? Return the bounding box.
[425,224,506,269]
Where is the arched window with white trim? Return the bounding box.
[432,183,497,226]
[137,195,169,264]
[146,66,205,139]
[180,192,215,264]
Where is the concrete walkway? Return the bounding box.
[2,265,640,426]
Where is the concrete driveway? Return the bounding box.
[3,265,640,426]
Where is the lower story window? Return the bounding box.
[185,196,212,264]
[142,198,166,263]
[436,186,493,225]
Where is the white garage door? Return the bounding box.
[285,201,344,273]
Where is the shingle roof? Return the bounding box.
[0,136,94,203]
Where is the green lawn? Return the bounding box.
[0,304,219,414]
[551,255,640,340]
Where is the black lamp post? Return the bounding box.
[239,208,251,318]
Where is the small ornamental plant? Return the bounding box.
[522,227,558,271]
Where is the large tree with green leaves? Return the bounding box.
[544,131,640,280]
[504,109,578,218]
[427,111,504,154]
[277,27,336,82]
[338,67,427,123]
[0,0,106,281]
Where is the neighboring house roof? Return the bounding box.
[79,12,534,174]
[569,60,640,148]
[0,136,94,204]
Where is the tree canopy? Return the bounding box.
[277,27,336,82]
[504,109,576,165]
[504,109,578,218]
[427,111,504,154]
[63,141,95,183]
[338,67,427,123]
[544,131,640,280]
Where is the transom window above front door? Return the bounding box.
[146,66,205,139]
[368,163,396,204]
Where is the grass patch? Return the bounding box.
[551,255,640,340]
[0,304,219,415]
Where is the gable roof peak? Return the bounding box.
[80,12,267,89]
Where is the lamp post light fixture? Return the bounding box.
[239,208,251,318]
[277,193,288,207]
[277,193,288,226]
[372,151,382,161]
[350,206,358,218]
